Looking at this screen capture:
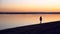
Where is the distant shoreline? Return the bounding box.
[0,12,60,14]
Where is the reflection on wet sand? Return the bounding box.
[0,14,60,30]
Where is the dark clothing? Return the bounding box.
[40,17,42,21]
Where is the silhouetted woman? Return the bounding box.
[40,16,42,24]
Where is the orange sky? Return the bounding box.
[0,0,60,12]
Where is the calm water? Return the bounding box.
[0,14,60,30]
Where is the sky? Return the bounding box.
[0,0,60,12]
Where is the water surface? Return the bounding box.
[0,14,60,30]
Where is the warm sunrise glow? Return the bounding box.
[0,0,60,30]
[0,0,60,12]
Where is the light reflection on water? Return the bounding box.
[0,14,60,30]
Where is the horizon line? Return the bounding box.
[0,12,60,14]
